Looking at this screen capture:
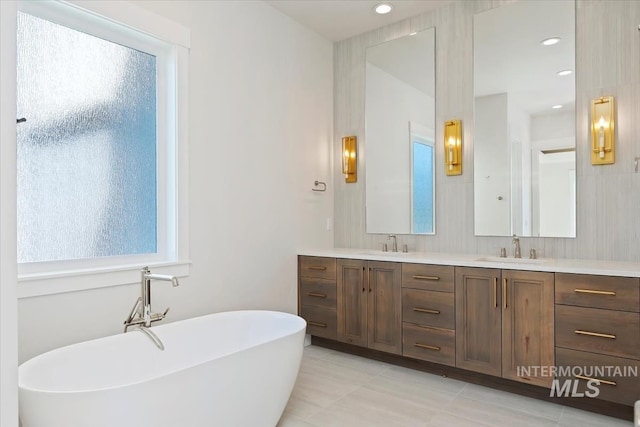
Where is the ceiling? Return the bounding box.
[265,0,575,118]
[265,0,454,42]
[474,0,575,116]
[366,28,435,96]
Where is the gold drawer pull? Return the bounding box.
[413,308,440,315]
[414,343,441,351]
[307,292,327,298]
[307,321,327,328]
[413,275,440,281]
[493,277,498,308]
[574,329,616,339]
[575,374,617,386]
[503,278,507,310]
[574,288,616,296]
[308,266,327,271]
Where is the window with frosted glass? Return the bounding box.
[16,12,157,263]
[412,141,434,234]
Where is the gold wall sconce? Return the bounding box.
[591,96,615,165]
[342,135,357,183]
[444,120,462,176]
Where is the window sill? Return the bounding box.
[18,260,191,299]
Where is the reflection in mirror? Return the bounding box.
[365,28,435,235]
[473,1,576,237]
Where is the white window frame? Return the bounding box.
[17,0,190,298]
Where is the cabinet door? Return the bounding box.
[367,261,402,354]
[501,270,554,387]
[455,267,502,376]
[337,259,367,347]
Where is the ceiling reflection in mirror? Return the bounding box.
[365,28,436,235]
[473,0,576,238]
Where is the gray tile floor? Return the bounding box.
[278,345,632,427]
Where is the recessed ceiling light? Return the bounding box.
[410,32,417,36]
[541,37,561,46]
[374,3,393,15]
[557,70,573,76]
[552,105,563,109]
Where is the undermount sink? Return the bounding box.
[356,250,382,255]
[357,250,409,256]
[475,256,546,265]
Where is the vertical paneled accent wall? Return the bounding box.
[334,0,640,262]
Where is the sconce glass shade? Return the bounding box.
[342,135,357,183]
[591,96,615,165]
[444,120,462,176]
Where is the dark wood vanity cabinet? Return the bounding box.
[336,259,402,354]
[298,256,337,339]
[455,267,555,387]
[455,267,502,376]
[402,263,456,366]
[501,270,555,387]
[555,273,640,405]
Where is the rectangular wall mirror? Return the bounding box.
[365,28,436,235]
[473,0,576,238]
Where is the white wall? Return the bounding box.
[531,112,576,237]
[474,93,511,236]
[508,104,532,236]
[15,0,333,363]
[365,63,433,234]
[538,152,576,237]
[1,1,19,425]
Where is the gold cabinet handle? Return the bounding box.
[307,321,327,328]
[574,288,616,296]
[575,374,617,386]
[502,278,507,309]
[414,343,441,351]
[493,277,498,308]
[307,292,326,298]
[308,266,327,271]
[574,329,616,339]
[413,308,440,315]
[412,275,440,281]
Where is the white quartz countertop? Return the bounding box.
[298,248,640,278]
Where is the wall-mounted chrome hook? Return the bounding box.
[312,181,327,192]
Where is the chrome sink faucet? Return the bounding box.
[124,267,179,333]
[512,234,521,259]
[387,235,398,252]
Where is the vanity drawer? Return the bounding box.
[299,256,337,280]
[299,305,337,340]
[556,347,640,405]
[299,277,336,309]
[402,264,454,292]
[556,305,640,359]
[402,288,454,329]
[402,323,455,366]
[555,273,640,312]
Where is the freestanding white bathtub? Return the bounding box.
[19,310,306,427]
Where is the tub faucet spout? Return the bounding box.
[124,267,179,333]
